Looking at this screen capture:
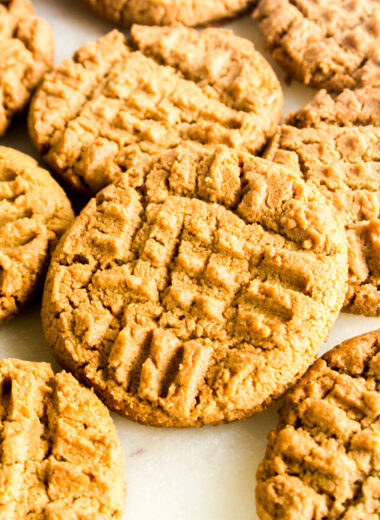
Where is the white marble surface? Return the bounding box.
[1,2,380,519]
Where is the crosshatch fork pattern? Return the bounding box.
[0,359,124,519]
[266,87,380,316]
[28,25,283,195]
[257,329,380,520]
[0,147,73,323]
[255,0,380,91]
[42,148,348,427]
[0,0,54,136]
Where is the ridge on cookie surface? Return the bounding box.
[42,145,347,427]
[0,358,125,519]
[0,146,73,323]
[255,0,380,92]
[81,0,254,27]
[287,87,380,128]
[265,87,380,316]
[0,0,54,136]
[256,328,380,520]
[28,25,283,196]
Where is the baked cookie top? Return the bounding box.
[82,0,253,26]
[256,328,380,520]
[0,146,73,323]
[255,0,380,92]
[265,88,380,316]
[42,146,347,427]
[28,25,283,196]
[0,358,125,519]
[287,87,380,128]
[0,0,54,136]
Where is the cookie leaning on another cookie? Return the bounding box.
[0,0,54,136]
[42,146,347,427]
[0,146,73,323]
[256,328,380,520]
[265,87,380,316]
[28,25,283,196]
[0,358,125,519]
[82,0,253,26]
[255,0,380,92]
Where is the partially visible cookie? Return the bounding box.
[265,88,380,316]
[42,147,347,427]
[82,0,253,26]
[255,0,380,91]
[287,87,380,128]
[28,25,283,195]
[0,358,125,518]
[256,328,380,520]
[0,146,73,323]
[0,0,54,136]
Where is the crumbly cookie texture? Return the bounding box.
[28,26,283,196]
[0,359,125,519]
[0,146,73,323]
[287,87,380,128]
[255,0,380,92]
[82,0,253,26]
[42,146,347,427]
[265,88,380,316]
[0,0,54,136]
[257,328,380,520]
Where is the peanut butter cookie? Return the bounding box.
[82,0,253,26]
[0,358,125,519]
[255,0,380,92]
[257,328,380,520]
[0,0,54,136]
[287,87,380,128]
[28,25,283,196]
[0,146,73,323]
[265,88,380,315]
[42,147,347,427]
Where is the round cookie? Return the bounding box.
[0,0,54,136]
[256,328,380,520]
[254,0,380,92]
[0,358,125,519]
[82,0,253,26]
[265,87,380,316]
[42,146,347,427]
[0,146,73,323]
[28,25,283,196]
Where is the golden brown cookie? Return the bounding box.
[287,87,380,128]
[0,358,125,519]
[265,88,380,316]
[0,0,54,136]
[82,0,253,26]
[28,25,283,196]
[255,0,380,92]
[42,146,347,427]
[0,146,73,323]
[256,328,380,520]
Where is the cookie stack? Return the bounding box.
[1,0,380,518]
